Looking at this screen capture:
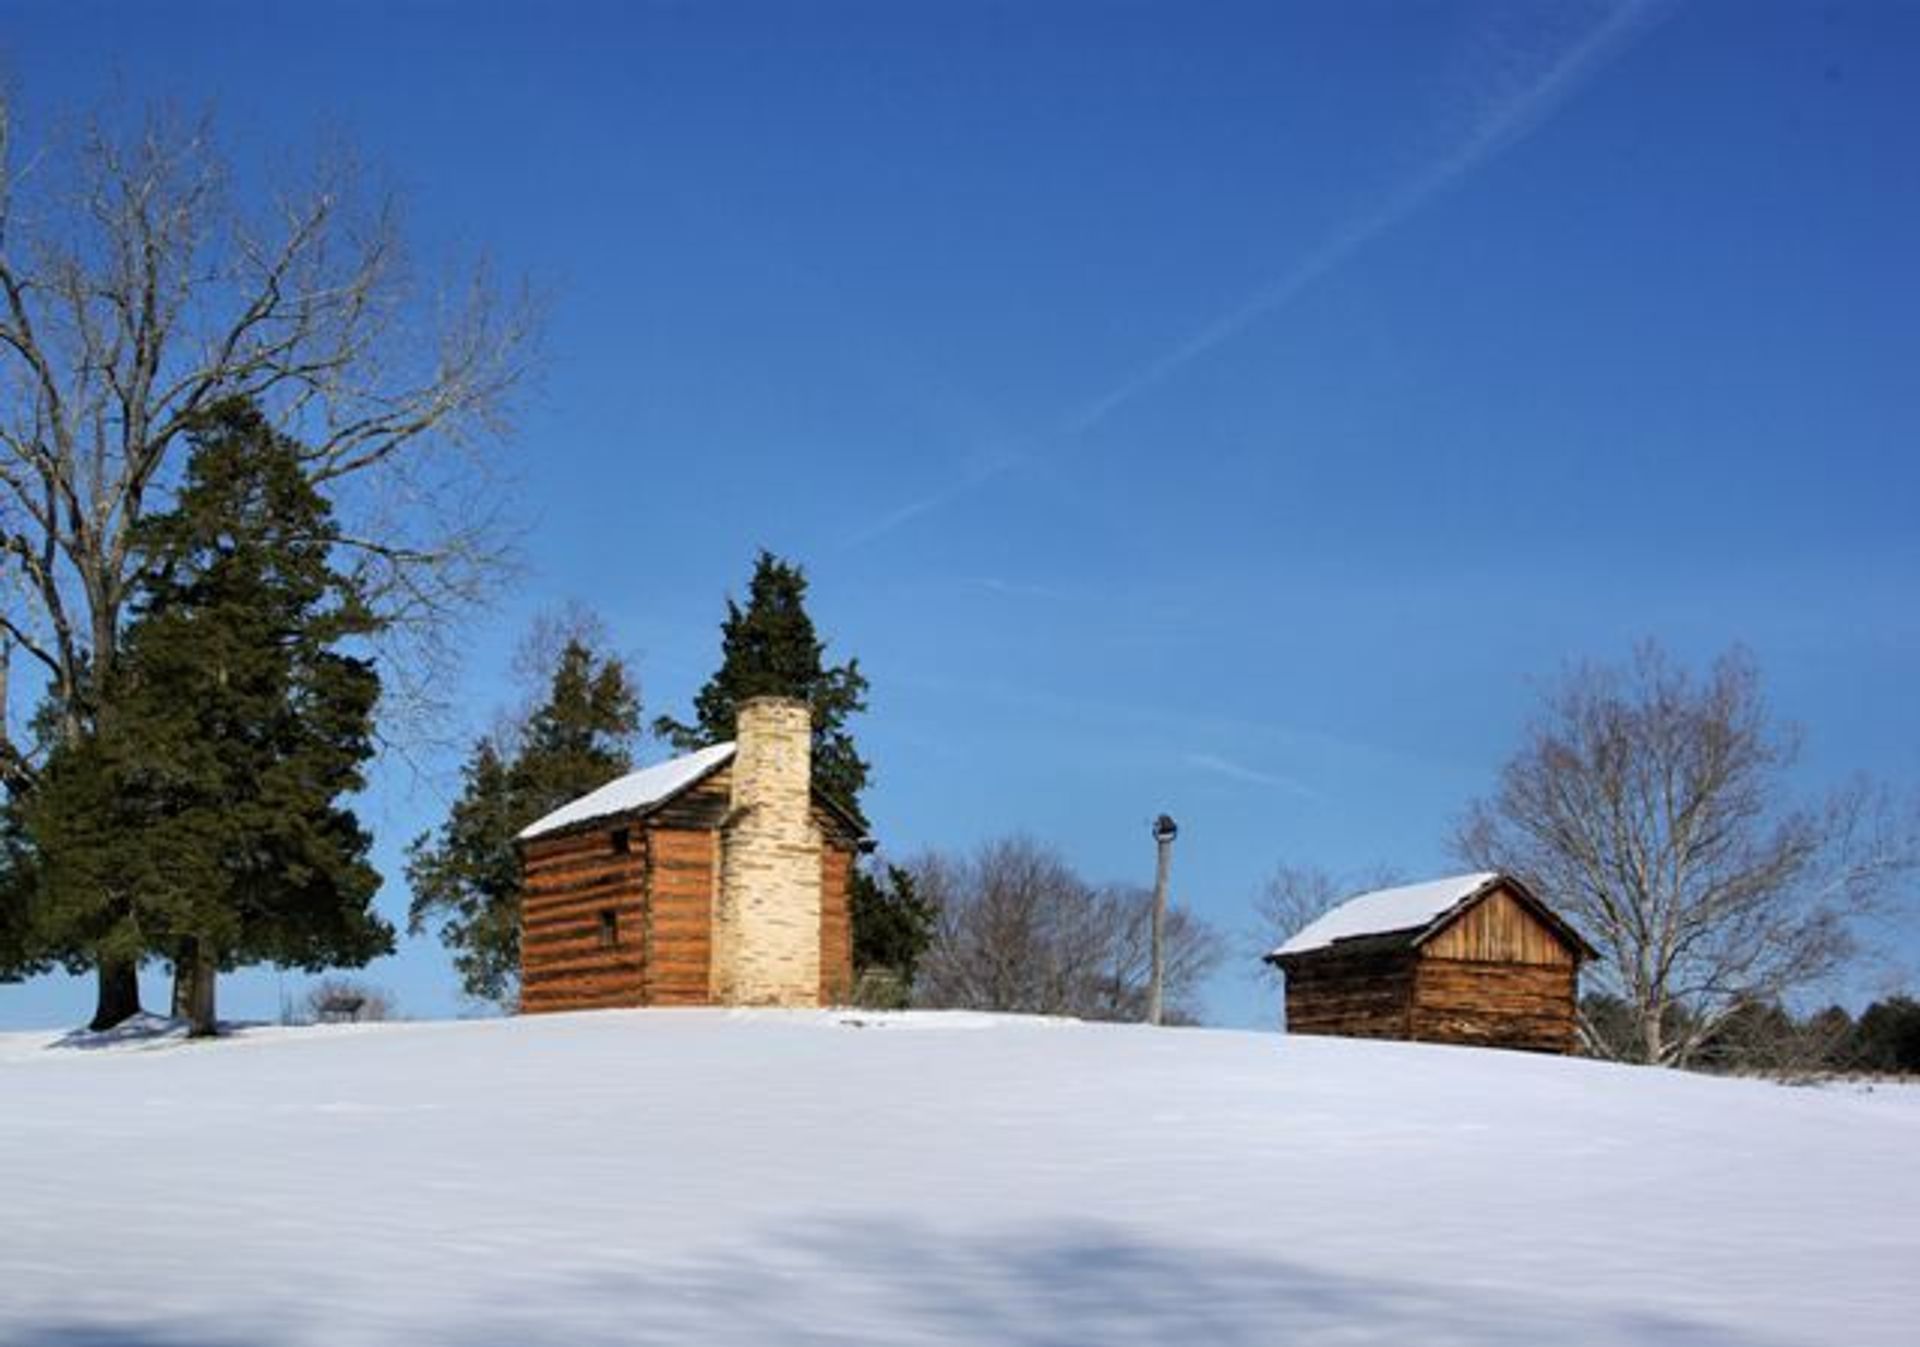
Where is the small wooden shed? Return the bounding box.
[1264,872,1596,1054]
[516,697,865,1014]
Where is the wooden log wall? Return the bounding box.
[1282,953,1416,1039]
[820,844,854,1005]
[644,824,715,1006]
[520,826,648,1014]
[518,759,867,1013]
[647,772,734,831]
[1410,959,1578,1053]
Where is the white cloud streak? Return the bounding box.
[1185,752,1319,797]
[851,1,1666,548]
[1062,0,1665,442]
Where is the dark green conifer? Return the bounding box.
[407,637,638,1005]
[20,399,390,1033]
[655,550,871,819]
[849,863,937,1006]
[0,804,44,982]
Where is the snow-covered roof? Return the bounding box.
[1271,872,1501,959]
[517,743,736,841]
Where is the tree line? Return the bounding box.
[1579,993,1920,1078]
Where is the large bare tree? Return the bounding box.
[0,99,536,1026]
[911,836,1223,1023]
[1456,643,1913,1067]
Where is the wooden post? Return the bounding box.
[1147,814,1177,1026]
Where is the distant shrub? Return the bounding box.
[305,976,396,1024]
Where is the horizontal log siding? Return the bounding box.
[644,824,714,1006]
[820,844,854,1005]
[520,827,647,1014]
[1421,886,1575,967]
[1282,952,1415,1039]
[1411,959,1579,1054]
[516,762,861,1014]
[647,771,734,831]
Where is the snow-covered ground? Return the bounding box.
[2,1011,1915,1346]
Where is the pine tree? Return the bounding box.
[848,863,937,1006]
[0,803,43,982]
[655,550,871,819]
[20,399,391,1034]
[407,636,638,1006]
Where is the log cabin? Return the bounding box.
[1264,872,1597,1054]
[516,696,864,1014]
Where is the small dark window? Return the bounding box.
[598,909,619,948]
[610,828,631,855]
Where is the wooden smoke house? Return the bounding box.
[1264,873,1597,1054]
[515,697,865,1013]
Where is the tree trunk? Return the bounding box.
[171,953,193,1020]
[1640,1006,1667,1066]
[173,939,219,1037]
[89,958,144,1031]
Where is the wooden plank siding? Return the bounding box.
[820,845,854,1005]
[1421,885,1574,967]
[1410,960,1578,1053]
[644,824,714,1006]
[1282,953,1417,1040]
[1278,879,1587,1054]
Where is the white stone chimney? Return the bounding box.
[712,696,822,1006]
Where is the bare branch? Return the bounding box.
[0,93,537,768]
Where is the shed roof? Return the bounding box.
[517,743,736,841]
[1272,873,1499,958]
[1266,872,1597,964]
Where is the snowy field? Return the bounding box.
[2,1011,1916,1346]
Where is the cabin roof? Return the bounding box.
[1266,871,1598,964]
[515,741,868,843]
[518,743,737,840]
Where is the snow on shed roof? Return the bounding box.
[1271,872,1501,958]
[517,743,736,841]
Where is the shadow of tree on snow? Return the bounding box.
[477,1218,1788,1347]
[15,1218,1794,1347]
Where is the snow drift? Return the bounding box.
[0,1010,1913,1346]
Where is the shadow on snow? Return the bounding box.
[17,1218,1788,1347]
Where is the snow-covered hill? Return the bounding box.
[1,1010,1914,1346]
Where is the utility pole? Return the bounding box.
[1147,813,1178,1026]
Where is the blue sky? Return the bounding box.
[3,0,1916,1028]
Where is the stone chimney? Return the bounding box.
[712,696,822,1006]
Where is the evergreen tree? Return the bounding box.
[407,636,638,1006]
[20,399,390,1034]
[1849,996,1920,1074]
[655,550,871,819]
[848,862,937,1006]
[0,803,43,981]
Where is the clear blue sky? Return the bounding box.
[3,1,1916,1029]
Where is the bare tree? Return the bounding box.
[492,600,636,755]
[911,836,1222,1023]
[0,99,536,1027]
[303,976,395,1024]
[1249,863,1401,985]
[1087,883,1226,1024]
[1457,643,1914,1067]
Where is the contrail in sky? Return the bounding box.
[851,0,1666,548]
[1061,0,1665,441]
